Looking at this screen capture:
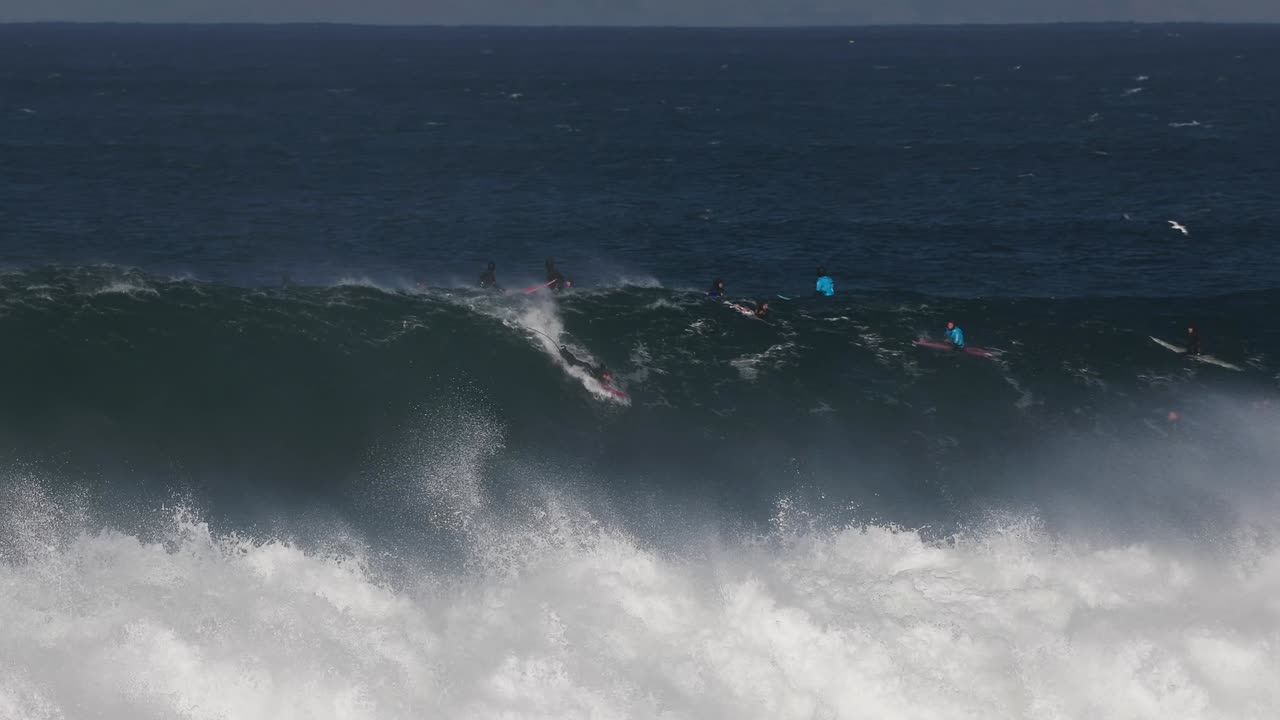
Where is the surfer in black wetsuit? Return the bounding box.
[754,300,770,318]
[559,345,611,382]
[478,261,503,292]
[1186,325,1202,356]
[708,278,726,297]
[545,259,569,292]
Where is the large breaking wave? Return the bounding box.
[2,266,1279,718]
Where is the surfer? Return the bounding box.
[944,321,965,350]
[478,261,503,292]
[545,259,570,292]
[815,267,835,297]
[559,345,611,382]
[1186,325,1202,356]
[708,278,726,297]
[754,300,770,319]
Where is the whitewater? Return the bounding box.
[5,365,1280,720]
[4,474,1279,720]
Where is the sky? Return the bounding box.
[2,0,1278,25]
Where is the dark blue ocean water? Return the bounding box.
[2,25,1280,719]
[4,24,1279,296]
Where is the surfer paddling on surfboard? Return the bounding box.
[914,321,995,359]
[559,345,610,381]
[559,344,627,398]
[725,299,769,319]
[529,328,628,398]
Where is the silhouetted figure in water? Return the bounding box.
[1186,325,1202,356]
[560,345,611,382]
[479,261,503,292]
[545,258,570,291]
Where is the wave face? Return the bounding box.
[2,266,1278,530]
[2,267,1280,718]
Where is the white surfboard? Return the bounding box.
[724,301,756,317]
[1149,336,1242,371]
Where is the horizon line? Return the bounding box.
[3,20,1280,29]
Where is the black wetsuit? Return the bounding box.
[708,279,725,297]
[1186,330,1202,356]
[545,261,568,291]
[560,346,607,380]
[479,268,501,291]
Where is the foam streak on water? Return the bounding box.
[2,484,1278,720]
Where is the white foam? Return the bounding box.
[3,487,1279,720]
[730,343,793,382]
[604,273,663,289]
[88,280,159,297]
[332,275,415,293]
[488,301,628,404]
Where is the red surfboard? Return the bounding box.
[914,339,996,359]
[600,383,629,399]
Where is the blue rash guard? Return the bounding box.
[944,326,965,348]
[815,275,835,296]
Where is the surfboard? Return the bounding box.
[579,371,629,402]
[724,301,762,319]
[1149,336,1242,371]
[913,338,996,359]
[534,328,630,403]
[598,380,629,399]
[564,365,629,403]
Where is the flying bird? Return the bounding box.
[1168,220,1189,236]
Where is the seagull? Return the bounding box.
[1168,220,1189,236]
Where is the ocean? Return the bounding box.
[2,23,1279,719]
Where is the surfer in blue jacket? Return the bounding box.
[815,267,835,296]
[944,321,965,349]
[708,278,726,297]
